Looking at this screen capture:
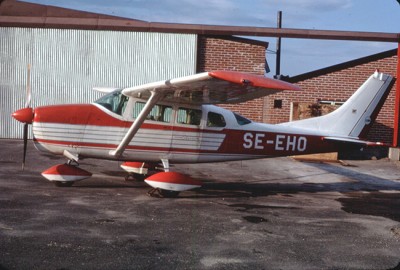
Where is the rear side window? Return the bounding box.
[207,112,226,127]
[177,108,202,125]
[234,113,251,125]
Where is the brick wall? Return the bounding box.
[264,54,397,144]
[197,36,267,122]
[198,36,397,144]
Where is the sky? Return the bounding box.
[25,0,400,77]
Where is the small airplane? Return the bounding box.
[12,70,394,197]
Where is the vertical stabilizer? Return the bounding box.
[280,71,394,138]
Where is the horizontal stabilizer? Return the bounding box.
[323,136,390,147]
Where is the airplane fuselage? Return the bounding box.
[12,71,392,193]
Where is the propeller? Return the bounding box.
[12,64,34,170]
[22,64,31,170]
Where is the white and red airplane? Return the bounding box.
[12,70,393,197]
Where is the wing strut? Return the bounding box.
[110,90,162,157]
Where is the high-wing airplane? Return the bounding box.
[12,70,394,197]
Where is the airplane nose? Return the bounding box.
[12,107,34,124]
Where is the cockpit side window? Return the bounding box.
[177,108,202,125]
[94,90,128,116]
[207,112,226,128]
[133,102,172,123]
[234,113,252,125]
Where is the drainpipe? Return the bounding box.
[275,11,282,77]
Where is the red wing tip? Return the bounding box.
[208,70,300,91]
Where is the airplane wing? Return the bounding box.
[122,71,300,105]
[323,136,390,147]
[110,71,300,157]
[93,87,121,93]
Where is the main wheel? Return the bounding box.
[54,181,74,187]
[158,189,180,198]
[125,173,146,182]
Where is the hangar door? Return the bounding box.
[0,28,197,139]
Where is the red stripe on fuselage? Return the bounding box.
[33,104,340,158]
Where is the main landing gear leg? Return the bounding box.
[53,159,79,187]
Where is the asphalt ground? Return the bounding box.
[1,139,400,270]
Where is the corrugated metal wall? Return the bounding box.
[0,27,197,139]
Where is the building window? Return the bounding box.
[274,99,283,109]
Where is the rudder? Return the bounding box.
[279,71,394,138]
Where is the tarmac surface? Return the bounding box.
[1,139,400,270]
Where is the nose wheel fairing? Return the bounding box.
[41,163,92,187]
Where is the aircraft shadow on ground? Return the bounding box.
[186,162,400,223]
[186,161,400,198]
[72,161,400,198]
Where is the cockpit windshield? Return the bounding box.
[94,90,128,115]
[234,112,252,125]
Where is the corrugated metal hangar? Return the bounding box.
[0,27,197,138]
[0,1,200,139]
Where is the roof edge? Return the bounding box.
[288,48,398,83]
[1,1,399,42]
[0,0,145,21]
[206,35,269,48]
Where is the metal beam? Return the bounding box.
[393,43,400,147]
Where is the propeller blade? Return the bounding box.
[22,64,32,170]
[22,123,28,170]
[25,64,31,108]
